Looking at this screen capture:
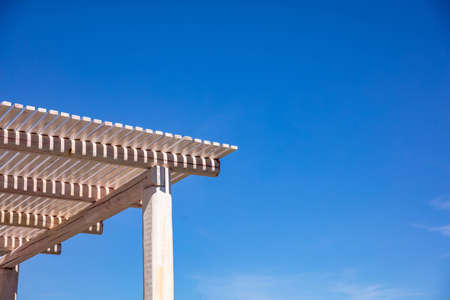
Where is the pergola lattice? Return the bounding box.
[0,101,237,299]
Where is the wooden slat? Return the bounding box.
[0,174,113,202]
[7,105,35,130]
[0,101,238,160]
[102,123,126,145]
[0,103,22,128]
[7,196,86,218]
[64,116,92,139]
[16,107,47,132]
[0,168,153,268]
[78,118,102,140]
[0,236,61,255]
[146,132,174,150]
[166,136,194,154]
[0,102,11,120]
[52,114,82,138]
[84,121,113,140]
[0,129,220,177]
[45,111,70,136]
[4,153,31,175]
[213,144,238,159]
[32,109,59,133]
[0,225,41,240]
[116,125,143,146]
[0,211,103,234]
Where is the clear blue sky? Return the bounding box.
[1,1,450,299]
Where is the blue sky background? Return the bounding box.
[1,1,450,299]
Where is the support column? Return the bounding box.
[0,265,19,300]
[142,166,173,300]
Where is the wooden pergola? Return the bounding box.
[0,101,237,299]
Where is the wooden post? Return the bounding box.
[142,166,174,300]
[0,266,19,300]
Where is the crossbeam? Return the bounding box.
[0,169,153,268]
[0,129,220,177]
[0,236,61,255]
[0,211,103,234]
[0,174,112,203]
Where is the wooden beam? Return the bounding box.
[0,174,112,203]
[0,211,103,234]
[0,129,220,177]
[0,266,19,300]
[0,236,61,255]
[0,169,154,268]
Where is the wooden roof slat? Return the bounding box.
[14,196,45,214]
[101,123,126,145]
[13,196,87,217]
[78,118,102,140]
[213,144,239,159]
[0,229,43,241]
[0,236,61,255]
[12,154,46,178]
[117,125,143,146]
[165,136,194,154]
[5,153,32,175]
[0,103,23,129]
[32,198,64,216]
[52,114,83,138]
[7,195,39,214]
[0,210,103,234]
[105,168,144,188]
[45,111,70,136]
[1,195,27,212]
[32,109,59,134]
[203,141,222,157]
[0,151,18,172]
[64,160,98,183]
[7,105,36,130]
[84,121,113,141]
[0,174,112,203]
[136,129,161,149]
[63,202,91,217]
[3,153,30,174]
[146,132,173,150]
[16,107,47,132]
[161,134,182,152]
[65,116,94,139]
[1,102,238,159]
[32,157,64,178]
[180,138,203,155]
[0,226,44,239]
[51,159,87,182]
[84,164,121,186]
[0,102,12,121]
[6,195,69,216]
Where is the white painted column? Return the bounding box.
[142,166,174,300]
[0,266,19,300]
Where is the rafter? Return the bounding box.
[0,211,103,234]
[0,129,220,177]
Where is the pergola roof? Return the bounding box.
[0,101,236,261]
